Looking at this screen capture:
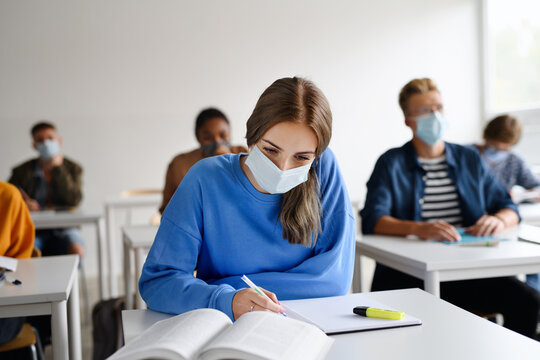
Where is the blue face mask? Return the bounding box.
[415,111,448,146]
[484,146,509,164]
[245,145,312,194]
[201,141,231,156]
[36,139,60,161]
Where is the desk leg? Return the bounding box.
[105,205,119,298]
[134,248,146,309]
[352,250,362,293]
[51,300,69,360]
[124,233,134,310]
[96,217,106,300]
[68,272,82,360]
[424,271,440,297]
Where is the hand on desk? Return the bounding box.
[417,221,461,242]
[232,287,284,320]
[465,215,505,237]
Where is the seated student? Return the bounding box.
[471,115,540,293]
[0,181,34,345]
[8,121,84,258]
[360,78,540,339]
[159,108,248,214]
[471,114,540,200]
[140,77,355,320]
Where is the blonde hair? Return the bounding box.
[483,114,522,145]
[398,78,439,115]
[245,77,332,246]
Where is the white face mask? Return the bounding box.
[245,145,312,194]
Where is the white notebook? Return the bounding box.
[282,293,422,334]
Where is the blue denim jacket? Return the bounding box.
[360,141,519,234]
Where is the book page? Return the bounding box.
[108,308,231,360]
[199,311,333,360]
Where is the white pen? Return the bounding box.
[240,274,287,316]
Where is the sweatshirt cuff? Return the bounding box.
[213,286,238,321]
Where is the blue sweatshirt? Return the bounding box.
[139,148,355,320]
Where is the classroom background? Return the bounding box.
[1,0,539,281]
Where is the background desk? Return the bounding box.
[105,194,161,297]
[120,288,540,359]
[519,202,540,225]
[31,210,108,300]
[122,225,158,310]
[0,255,81,360]
[353,225,540,296]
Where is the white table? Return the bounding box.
[353,225,540,296]
[105,194,161,298]
[0,255,82,360]
[31,210,108,300]
[519,202,540,225]
[120,288,540,359]
[122,225,158,310]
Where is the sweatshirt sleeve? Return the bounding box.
[139,173,238,320]
[0,182,34,259]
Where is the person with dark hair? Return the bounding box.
[360,78,540,339]
[159,108,247,213]
[8,121,84,258]
[471,114,540,199]
[140,77,354,321]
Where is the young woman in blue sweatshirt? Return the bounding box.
[139,77,355,320]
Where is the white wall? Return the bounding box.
[0,0,482,278]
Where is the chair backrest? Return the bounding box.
[120,188,161,198]
[0,323,37,352]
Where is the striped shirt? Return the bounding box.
[418,155,463,227]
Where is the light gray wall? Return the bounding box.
[0,0,482,277]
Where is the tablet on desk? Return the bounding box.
[436,229,508,247]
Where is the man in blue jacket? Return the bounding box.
[360,78,540,339]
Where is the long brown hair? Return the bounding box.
[245,77,332,246]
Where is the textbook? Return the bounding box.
[107,308,333,360]
[282,293,422,334]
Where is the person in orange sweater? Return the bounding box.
[0,181,34,345]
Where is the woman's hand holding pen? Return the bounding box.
[232,288,284,320]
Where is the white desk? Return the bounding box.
[120,288,540,359]
[0,255,82,360]
[353,225,540,296]
[122,225,158,310]
[519,202,540,225]
[105,194,161,298]
[31,210,108,300]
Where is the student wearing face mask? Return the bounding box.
[140,77,355,321]
[8,121,84,259]
[159,108,248,214]
[470,114,540,201]
[360,78,540,339]
[471,115,540,294]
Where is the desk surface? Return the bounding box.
[121,288,540,359]
[122,225,158,248]
[105,194,161,207]
[0,255,78,306]
[31,210,102,229]
[519,202,540,223]
[358,225,540,272]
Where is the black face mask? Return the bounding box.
[201,141,231,156]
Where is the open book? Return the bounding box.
[108,308,333,360]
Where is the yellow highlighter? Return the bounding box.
[353,306,405,320]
